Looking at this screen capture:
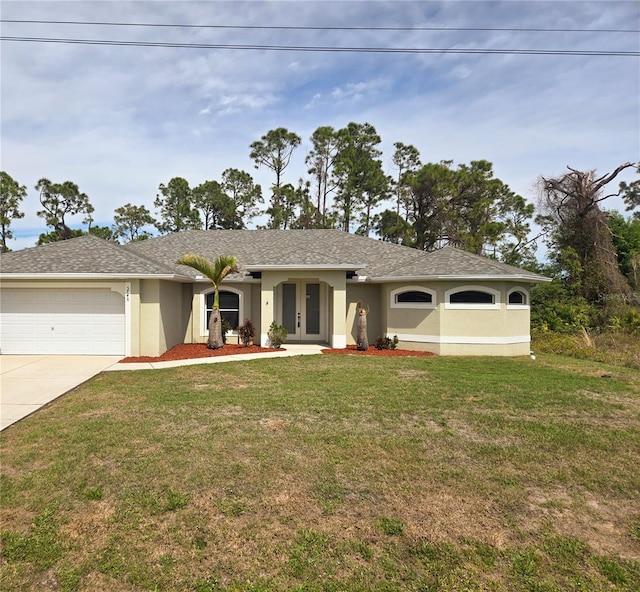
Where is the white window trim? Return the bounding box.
[445,285,501,310]
[390,285,437,309]
[506,287,530,310]
[200,287,243,337]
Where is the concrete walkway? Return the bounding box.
[0,345,325,431]
[105,343,325,371]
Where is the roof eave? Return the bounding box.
[0,273,193,281]
[371,274,552,283]
[243,264,363,271]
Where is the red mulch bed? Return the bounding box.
[120,343,436,363]
[120,343,282,363]
[321,345,436,357]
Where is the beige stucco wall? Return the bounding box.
[137,279,190,357]
[1,276,534,357]
[159,280,190,351]
[147,278,532,356]
[139,279,160,356]
[250,284,262,329]
[382,282,440,349]
[381,281,532,356]
[128,279,141,356]
[189,281,257,346]
[345,283,382,346]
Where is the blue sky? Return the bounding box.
[1,0,638,252]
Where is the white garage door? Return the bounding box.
[0,288,125,355]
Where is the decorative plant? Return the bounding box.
[238,319,256,346]
[176,253,238,349]
[267,321,287,348]
[222,319,232,345]
[356,300,370,351]
[375,335,398,350]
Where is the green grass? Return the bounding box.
[1,354,639,591]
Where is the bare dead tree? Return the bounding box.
[538,162,635,301]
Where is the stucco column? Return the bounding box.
[260,275,276,347]
[327,272,347,348]
[128,279,141,357]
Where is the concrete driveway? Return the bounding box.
[0,355,121,431]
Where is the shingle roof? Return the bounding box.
[382,246,546,281]
[0,234,183,277]
[0,230,549,283]
[123,229,429,280]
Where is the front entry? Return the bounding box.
[280,281,326,342]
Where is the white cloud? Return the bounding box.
[330,78,390,102]
[1,0,638,253]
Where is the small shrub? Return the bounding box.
[221,318,232,344]
[237,319,256,346]
[375,335,398,350]
[268,321,287,348]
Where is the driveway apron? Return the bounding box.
[0,355,121,431]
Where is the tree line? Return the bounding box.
[1,122,638,331]
[0,123,547,256]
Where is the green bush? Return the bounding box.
[530,281,600,333]
[375,335,398,350]
[221,318,232,344]
[609,307,640,334]
[267,321,287,348]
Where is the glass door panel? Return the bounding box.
[280,281,324,342]
[282,283,298,336]
[305,283,320,335]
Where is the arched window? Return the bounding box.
[445,286,500,310]
[390,287,436,309]
[397,290,432,303]
[507,289,529,308]
[450,290,494,304]
[508,291,526,305]
[204,289,241,333]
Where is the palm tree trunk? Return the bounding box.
[208,307,224,349]
[356,306,369,351]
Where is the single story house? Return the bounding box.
[0,229,549,357]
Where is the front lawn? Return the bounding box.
[1,354,639,591]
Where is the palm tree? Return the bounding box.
[177,254,238,349]
[356,300,369,351]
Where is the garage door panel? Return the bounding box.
[1,288,125,355]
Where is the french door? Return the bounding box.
[280,281,325,342]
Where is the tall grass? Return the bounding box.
[532,329,640,368]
